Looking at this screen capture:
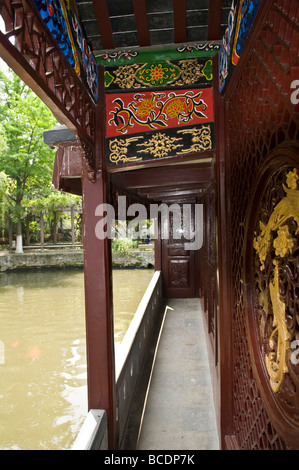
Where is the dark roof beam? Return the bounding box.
[173,0,187,43]
[91,0,115,49]
[143,188,204,200]
[133,0,151,47]
[124,165,212,189]
[208,0,223,40]
[138,183,207,196]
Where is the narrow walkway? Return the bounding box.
[137,298,219,450]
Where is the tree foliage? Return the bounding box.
[0,68,81,248]
[0,69,57,225]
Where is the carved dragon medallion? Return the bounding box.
[244,148,299,448]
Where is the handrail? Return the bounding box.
[115,270,161,380]
[115,270,164,449]
[71,271,164,450]
[72,410,108,450]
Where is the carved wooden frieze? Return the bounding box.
[106,88,213,137]
[0,0,97,177]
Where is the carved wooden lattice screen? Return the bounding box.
[0,0,97,176]
[226,0,298,450]
[199,182,218,358]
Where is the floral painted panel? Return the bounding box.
[106,88,213,138]
[104,58,213,90]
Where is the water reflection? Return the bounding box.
[0,268,153,450]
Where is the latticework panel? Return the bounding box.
[0,0,97,176]
[227,0,298,450]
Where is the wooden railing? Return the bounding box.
[72,410,108,450]
[115,270,164,449]
[72,271,164,450]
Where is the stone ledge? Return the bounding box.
[0,250,155,271]
[0,251,84,272]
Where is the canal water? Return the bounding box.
[0,268,154,450]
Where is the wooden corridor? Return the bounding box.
[136,298,219,451]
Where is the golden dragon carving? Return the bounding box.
[253,168,299,393]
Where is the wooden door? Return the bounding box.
[161,204,197,298]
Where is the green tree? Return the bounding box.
[0,69,57,252]
[0,171,12,240]
[41,191,81,244]
[22,192,82,245]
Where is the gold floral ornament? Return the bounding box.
[150,65,165,82]
[107,58,211,90]
[286,168,299,190]
[163,98,188,118]
[135,62,181,87]
[136,133,183,159]
[253,221,271,270]
[253,168,299,393]
[136,96,158,118]
[273,225,295,257]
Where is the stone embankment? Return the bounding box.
[0,249,154,272]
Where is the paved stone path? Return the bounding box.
[137,298,219,450]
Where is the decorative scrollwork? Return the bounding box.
[177,125,212,152]
[108,137,143,165]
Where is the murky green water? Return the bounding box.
[0,268,154,450]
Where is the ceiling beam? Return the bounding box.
[138,183,207,196]
[144,188,203,199]
[173,0,187,43]
[92,0,115,49]
[208,0,223,40]
[133,0,151,47]
[124,165,212,189]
